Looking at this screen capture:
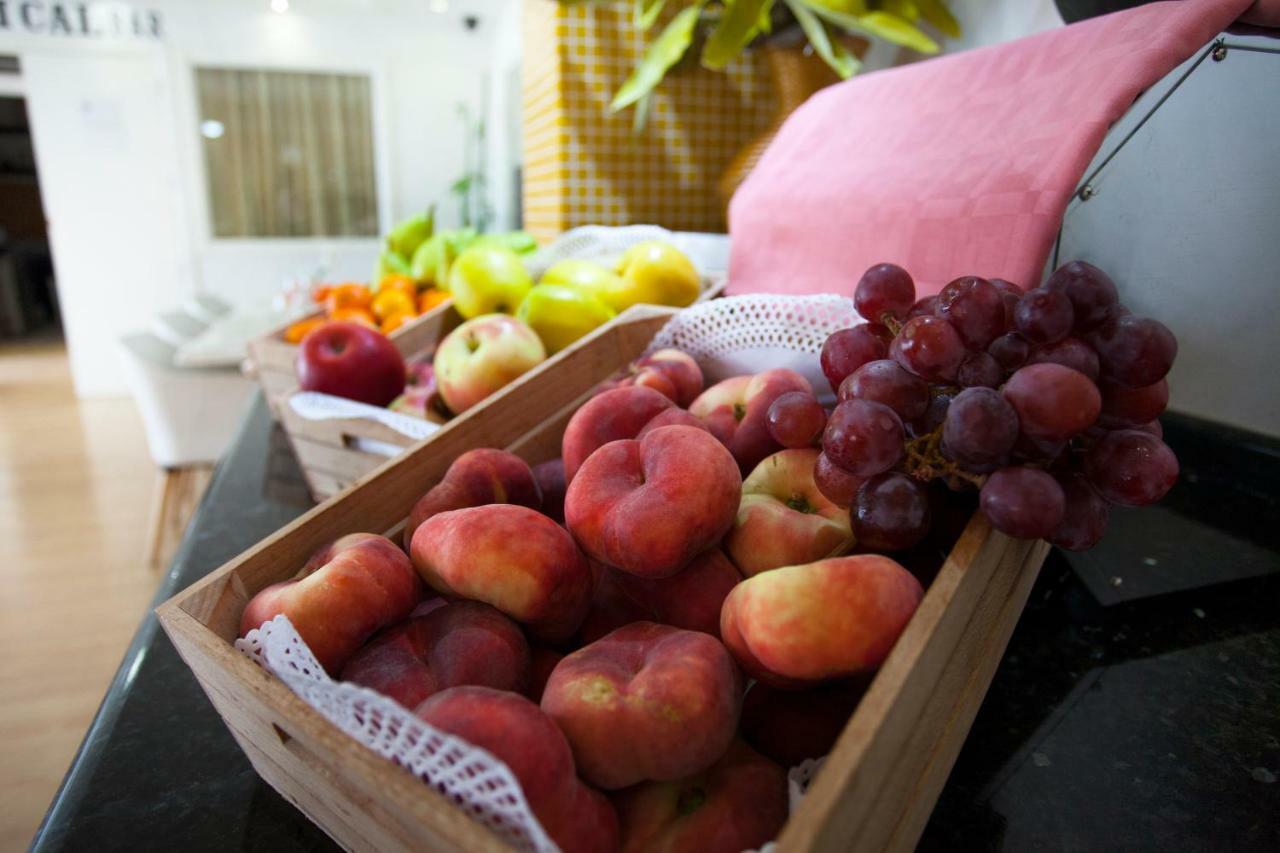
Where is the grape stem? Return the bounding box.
[902,411,987,489]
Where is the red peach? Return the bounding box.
[607,548,740,639]
[634,407,709,439]
[239,533,419,675]
[541,622,743,789]
[403,448,541,548]
[410,504,592,643]
[562,385,674,482]
[525,647,565,704]
[340,601,530,708]
[565,425,741,579]
[611,740,787,853]
[577,560,653,645]
[633,349,704,407]
[720,554,923,687]
[415,686,618,853]
[724,449,853,577]
[689,369,813,473]
[532,458,567,523]
[740,678,869,768]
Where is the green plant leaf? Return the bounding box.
[634,0,667,30]
[916,0,961,37]
[785,0,860,79]
[877,0,919,22]
[755,0,774,35]
[702,0,771,70]
[610,2,704,112]
[796,0,939,53]
[632,92,653,132]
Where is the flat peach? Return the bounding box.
[542,622,743,789]
[720,554,923,687]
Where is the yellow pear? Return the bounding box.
[517,283,616,354]
[614,241,701,309]
[540,259,632,313]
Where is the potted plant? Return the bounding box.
[587,0,963,122]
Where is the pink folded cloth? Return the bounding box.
[727,0,1268,298]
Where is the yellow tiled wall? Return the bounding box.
[522,0,778,242]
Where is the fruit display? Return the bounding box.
[239,264,1178,849]
[819,260,1179,550]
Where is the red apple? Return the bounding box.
[295,321,406,407]
[434,314,547,415]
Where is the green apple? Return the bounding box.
[433,314,547,414]
[448,245,533,319]
[540,259,631,313]
[516,283,616,355]
[386,208,435,260]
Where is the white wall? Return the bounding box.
[2,0,512,396]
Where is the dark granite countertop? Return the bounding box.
[32,396,1279,852]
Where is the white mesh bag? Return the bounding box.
[236,294,866,851]
[524,224,730,280]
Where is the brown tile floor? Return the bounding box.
[0,338,160,850]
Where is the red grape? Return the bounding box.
[822,399,904,477]
[1002,363,1101,441]
[890,316,966,382]
[852,473,931,551]
[1010,431,1066,464]
[1084,429,1179,506]
[854,263,916,323]
[814,452,866,507]
[990,278,1024,327]
[821,326,889,393]
[1014,289,1074,344]
[907,389,954,438]
[956,352,1003,388]
[1099,378,1168,428]
[766,391,827,448]
[989,278,1024,297]
[1048,473,1110,551]
[1091,314,1177,388]
[1135,420,1163,438]
[936,276,1006,350]
[1027,337,1100,381]
[988,333,1031,371]
[980,467,1065,539]
[838,359,929,420]
[907,295,939,320]
[1044,260,1119,332]
[942,388,1019,468]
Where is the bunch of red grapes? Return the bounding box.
[767,261,1180,552]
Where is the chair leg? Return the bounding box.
[146,464,214,570]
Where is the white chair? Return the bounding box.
[119,297,256,568]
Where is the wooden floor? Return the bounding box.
[0,339,162,850]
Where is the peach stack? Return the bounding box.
[237,347,931,853]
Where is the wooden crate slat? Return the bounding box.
[160,605,507,851]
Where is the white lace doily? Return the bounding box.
[648,294,862,391]
[236,615,558,852]
[288,392,440,447]
[246,296,861,849]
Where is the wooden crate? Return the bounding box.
[245,299,460,419]
[281,277,727,503]
[158,305,1050,852]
